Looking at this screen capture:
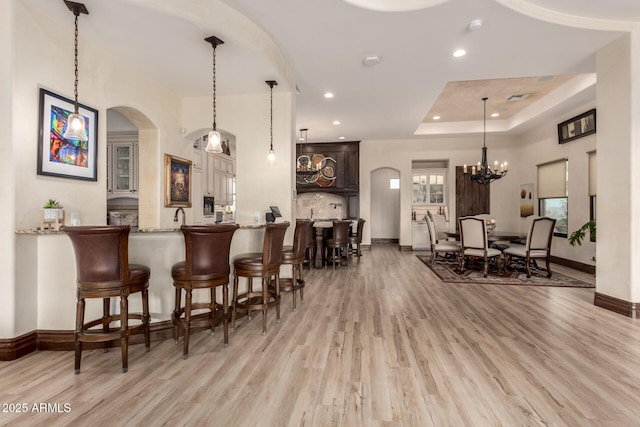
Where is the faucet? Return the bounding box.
[174,207,185,226]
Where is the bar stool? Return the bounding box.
[277,220,314,311]
[61,225,150,374]
[171,224,238,359]
[348,218,366,258]
[325,220,352,268]
[231,222,289,335]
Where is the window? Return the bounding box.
[412,170,446,205]
[537,159,568,237]
[389,178,400,189]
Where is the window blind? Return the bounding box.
[588,151,596,196]
[537,159,567,199]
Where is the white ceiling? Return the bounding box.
[24,0,639,143]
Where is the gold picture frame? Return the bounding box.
[164,154,192,207]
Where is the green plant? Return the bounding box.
[568,220,596,247]
[43,199,62,209]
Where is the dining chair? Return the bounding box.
[425,215,460,265]
[458,216,502,277]
[503,217,556,277]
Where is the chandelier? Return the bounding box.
[464,97,508,184]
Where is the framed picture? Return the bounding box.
[164,154,192,207]
[37,88,98,181]
[558,109,596,144]
[520,183,534,217]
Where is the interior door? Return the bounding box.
[455,166,490,229]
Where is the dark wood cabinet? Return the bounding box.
[296,141,360,218]
[455,165,490,228]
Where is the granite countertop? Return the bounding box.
[16,222,267,235]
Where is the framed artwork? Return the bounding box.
[164,154,192,207]
[520,183,534,217]
[558,109,596,144]
[37,88,98,181]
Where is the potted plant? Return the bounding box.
[569,219,596,274]
[43,199,64,223]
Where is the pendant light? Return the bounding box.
[63,1,89,142]
[204,36,224,153]
[464,97,508,184]
[266,80,278,161]
[299,128,308,143]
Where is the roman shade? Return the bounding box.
[537,159,568,199]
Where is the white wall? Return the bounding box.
[370,168,400,239]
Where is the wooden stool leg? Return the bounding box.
[261,277,268,335]
[231,274,239,331]
[120,294,129,373]
[102,298,110,353]
[74,297,85,374]
[173,286,181,343]
[142,288,150,351]
[183,289,192,359]
[222,283,229,347]
[210,288,216,335]
[298,263,305,305]
[275,275,281,324]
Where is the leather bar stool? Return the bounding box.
[61,225,150,374]
[171,224,238,359]
[325,220,352,268]
[348,218,366,258]
[276,220,313,311]
[231,222,289,335]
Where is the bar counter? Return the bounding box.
[14,223,273,334]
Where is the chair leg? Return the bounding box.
[209,288,216,335]
[173,286,181,343]
[74,297,85,374]
[120,295,129,373]
[545,257,552,278]
[525,255,532,278]
[102,298,110,353]
[261,277,268,335]
[275,274,281,324]
[483,257,489,278]
[298,263,305,305]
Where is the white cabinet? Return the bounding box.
[412,169,446,205]
[107,132,138,199]
[412,221,430,250]
[213,155,234,206]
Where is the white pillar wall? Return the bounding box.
[596,31,640,303]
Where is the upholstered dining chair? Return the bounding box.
[348,218,366,258]
[61,225,150,374]
[171,224,239,359]
[458,216,502,277]
[425,215,460,265]
[503,216,556,278]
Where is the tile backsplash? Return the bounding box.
[297,193,346,219]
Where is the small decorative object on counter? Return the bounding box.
[41,199,65,230]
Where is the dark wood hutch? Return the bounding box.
[296,141,360,219]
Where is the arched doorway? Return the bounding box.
[370,168,400,245]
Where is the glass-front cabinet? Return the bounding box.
[412,169,445,205]
[107,132,138,198]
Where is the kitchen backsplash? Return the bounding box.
[297,193,346,219]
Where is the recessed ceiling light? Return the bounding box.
[333,120,341,125]
[363,55,382,66]
[433,115,440,120]
[491,113,499,117]
[467,19,482,31]
[338,136,345,140]
[453,49,466,58]
[324,92,334,98]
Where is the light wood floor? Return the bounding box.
[2,244,639,426]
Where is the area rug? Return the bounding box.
[417,256,594,288]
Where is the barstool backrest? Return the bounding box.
[331,220,352,245]
[181,224,239,275]
[262,222,290,268]
[353,218,365,241]
[293,220,314,259]
[61,225,130,286]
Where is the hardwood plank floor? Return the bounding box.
[1,244,639,426]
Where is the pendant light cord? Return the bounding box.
[73,12,80,114]
[212,43,217,131]
[270,84,273,151]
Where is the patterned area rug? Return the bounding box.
[417,255,594,288]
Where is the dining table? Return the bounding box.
[444,230,526,243]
